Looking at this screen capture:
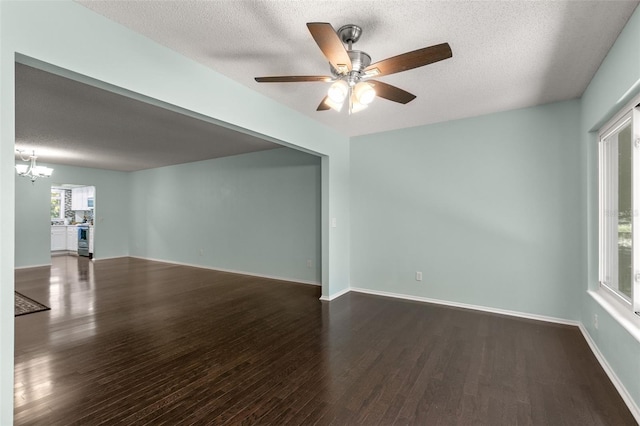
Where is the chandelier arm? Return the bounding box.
[17,150,32,162]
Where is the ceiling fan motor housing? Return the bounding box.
[348,50,371,72]
[331,50,371,82]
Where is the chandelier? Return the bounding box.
[15,150,53,182]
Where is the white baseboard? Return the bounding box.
[349,287,579,326]
[129,256,321,287]
[92,255,128,262]
[51,250,76,257]
[14,263,51,270]
[319,287,350,301]
[579,324,640,423]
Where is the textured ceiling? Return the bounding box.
[15,1,640,173]
[15,63,281,172]
[77,0,639,137]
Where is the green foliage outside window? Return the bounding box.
[51,190,63,220]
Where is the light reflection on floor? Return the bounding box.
[14,355,53,408]
[16,255,99,347]
[48,255,96,319]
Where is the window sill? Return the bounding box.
[588,289,640,344]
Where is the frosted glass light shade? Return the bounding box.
[324,96,344,112]
[350,99,368,113]
[15,164,28,174]
[349,92,368,114]
[327,80,349,103]
[35,166,53,177]
[354,82,376,105]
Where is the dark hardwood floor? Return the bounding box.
[14,255,635,425]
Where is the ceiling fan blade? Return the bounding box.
[255,76,333,83]
[307,22,352,73]
[368,80,416,104]
[317,96,331,111]
[364,43,452,77]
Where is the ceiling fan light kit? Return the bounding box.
[255,22,452,115]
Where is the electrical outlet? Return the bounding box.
[416,271,423,281]
[307,259,312,268]
[594,314,599,330]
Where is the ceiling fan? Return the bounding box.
[255,22,452,114]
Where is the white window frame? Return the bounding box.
[51,188,66,221]
[598,100,640,316]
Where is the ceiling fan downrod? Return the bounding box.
[337,24,362,49]
[333,24,371,83]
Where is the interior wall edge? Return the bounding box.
[319,286,351,301]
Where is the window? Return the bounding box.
[599,103,640,315]
[51,189,65,221]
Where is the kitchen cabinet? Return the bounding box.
[72,187,86,210]
[52,226,82,252]
[72,186,95,210]
[66,226,78,251]
[51,226,66,251]
[71,189,82,210]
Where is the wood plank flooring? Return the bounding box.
[14,255,635,425]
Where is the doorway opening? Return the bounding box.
[50,184,95,260]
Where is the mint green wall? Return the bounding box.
[15,164,131,268]
[15,149,321,280]
[129,148,321,283]
[0,2,349,422]
[580,5,640,413]
[14,176,50,268]
[351,100,581,320]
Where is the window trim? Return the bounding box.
[598,111,633,304]
[597,94,640,317]
[589,289,640,343]
[634,106,640,315]
[51,188,65,221]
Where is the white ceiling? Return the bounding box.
[14,1,640,173]
[77,0,639,137]
[15,63,281,172]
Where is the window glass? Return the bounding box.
[51,189,64,220]
[617,124,633,299]
[600,116,634,303]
